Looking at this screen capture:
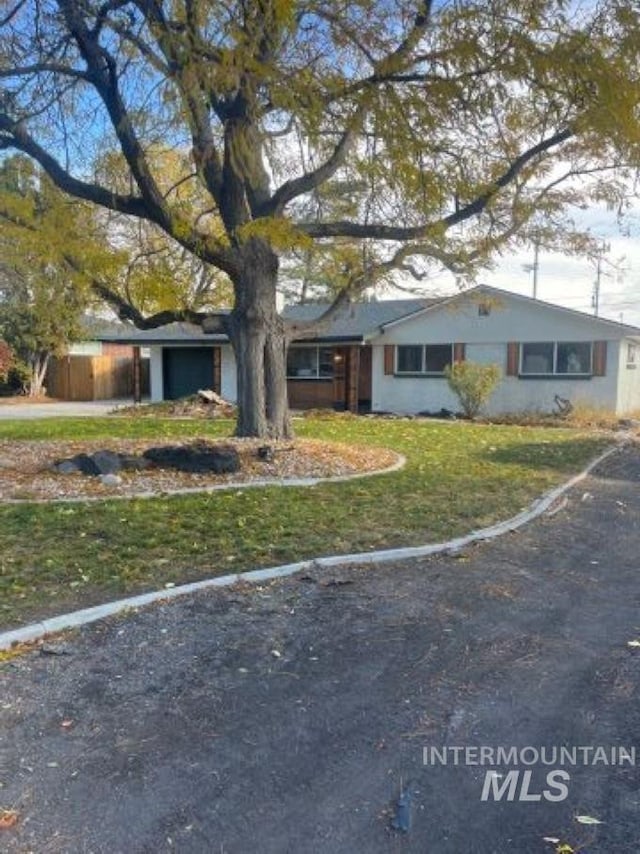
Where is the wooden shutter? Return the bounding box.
[132,346,142,404]
[212,346,222,393]
[384,344,395,375]
[453,342,466,363]
[506,342,519,376]
[592,340,607,376]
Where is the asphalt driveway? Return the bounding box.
[1,445,639,853]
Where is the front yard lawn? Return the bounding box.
[0,415,608,629]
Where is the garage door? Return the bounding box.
[162,347,216,400]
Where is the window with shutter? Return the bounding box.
[395,344,453,374]
[506,342,519,376]
[592,341,607,376]
[453,343,466,363]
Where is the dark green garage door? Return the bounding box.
[163,347,216,400]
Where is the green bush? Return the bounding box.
[444,361,501,419]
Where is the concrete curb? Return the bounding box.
[0,453,407,505]
[0,443,620,651]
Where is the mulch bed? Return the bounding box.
[0,438,399,502]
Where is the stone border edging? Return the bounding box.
[0,444,619,650]
[0,452,406,504]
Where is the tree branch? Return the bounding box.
[0,0,27,27]
[0,117,236,276]
[0,63,89,80]
[90,281,214,329]
[0,116,150,218]
[66,233,226,329]
[263,113,363,216]
[58,0,173,227]
[298,127,574,240]
[130,0,226,208]
[264,1,436,216]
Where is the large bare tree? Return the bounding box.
[1,0,639,436]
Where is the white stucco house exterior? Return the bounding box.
[98,285,640,417]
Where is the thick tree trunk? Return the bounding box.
[265,329,292,438]
[227,240,292,439]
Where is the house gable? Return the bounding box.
[374,286,637,346]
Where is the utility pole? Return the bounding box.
[591,245,607,317]
[522,239,540,298]
[591,255,601,317]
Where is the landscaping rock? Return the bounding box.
[52,445,240,479]
[73,454,102,476]
[119,454,152,471]
[100,473,122,486]
[92,450,123,475]
[53,454,102,476]
[142,443,240,474]
[53,459,79,475]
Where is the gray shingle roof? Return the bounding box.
[91,299,443,344]
[88,286,640,345]
[282,298,444,340]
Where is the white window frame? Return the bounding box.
[286,345,334,380]
[519,341,593,377]
[627,342,637,369]
[395,344,454,375]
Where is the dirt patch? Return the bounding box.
[0,437,400,502]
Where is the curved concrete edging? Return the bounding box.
[0,453,407,505]
[0,443,620,651]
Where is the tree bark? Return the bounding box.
[265,327,292,439]
[227,239,292,439]
[29,352,49,397]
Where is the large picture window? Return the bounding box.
[396,344,453,375]
[520,341,592,376]
[287,346,334,379]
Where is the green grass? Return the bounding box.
[0,415,608,629]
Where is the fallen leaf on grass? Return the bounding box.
[0,809,18,829]
[575,814,603,825]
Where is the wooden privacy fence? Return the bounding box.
[47,355,150,401]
